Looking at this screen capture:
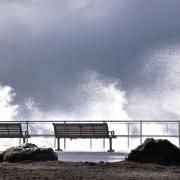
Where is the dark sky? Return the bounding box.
[1,0,180,118]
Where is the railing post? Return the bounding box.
[54,137,56,149]
[90,139,92,149]
[140,121,142,144]
[26,121,29,143]
[103,139,105,149]
[166,124,169,132]
[64,121,66,150]
[179,122,180,148]
[127,123,130,148]
[26,121,29,131]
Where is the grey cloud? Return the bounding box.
[0,0,180,112]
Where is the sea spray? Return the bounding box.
[0,85,20,149]
[1,46,180,151]
[20,71,131,150]
[0,85,18,121]
[128,43,180,121]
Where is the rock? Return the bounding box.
[125,138,180,165]
[3,143,58,162]
[0,152,4,162]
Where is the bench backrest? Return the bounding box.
[0,123,23,138]
[53,123,109,138]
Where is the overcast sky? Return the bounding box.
[1,0,180,118]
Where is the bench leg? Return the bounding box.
[56,138,62,151]
[19,138,21,145]
[108,137,114,152]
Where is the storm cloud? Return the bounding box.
[1,0,180,119]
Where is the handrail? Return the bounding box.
[0,120,180,149]
[1,120,180,122]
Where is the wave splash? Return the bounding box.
[1,45,180,149]
[24,71,130,121]
[128,44,180,120]
[0,72,130,150]
[0,85,18,121]
[2,43,180,122]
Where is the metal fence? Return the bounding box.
[1,120,180,150]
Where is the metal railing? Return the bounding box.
[0,120,180,149]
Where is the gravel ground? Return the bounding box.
[0,161,180,180]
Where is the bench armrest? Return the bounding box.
[23,131,31,138]
[109,131,116,138]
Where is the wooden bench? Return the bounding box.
[53,123,116,152]
[0,123,30,144]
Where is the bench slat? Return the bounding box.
[0,123,24,138]
[53,123,110,138]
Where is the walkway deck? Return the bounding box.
[57,151,127,162]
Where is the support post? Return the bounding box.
[108,137,114,152]
[64,138,66,150]
[23,137,25,144]
[140,121,142,145]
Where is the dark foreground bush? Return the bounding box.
[1,143,58,162]
[126,138,180,165]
